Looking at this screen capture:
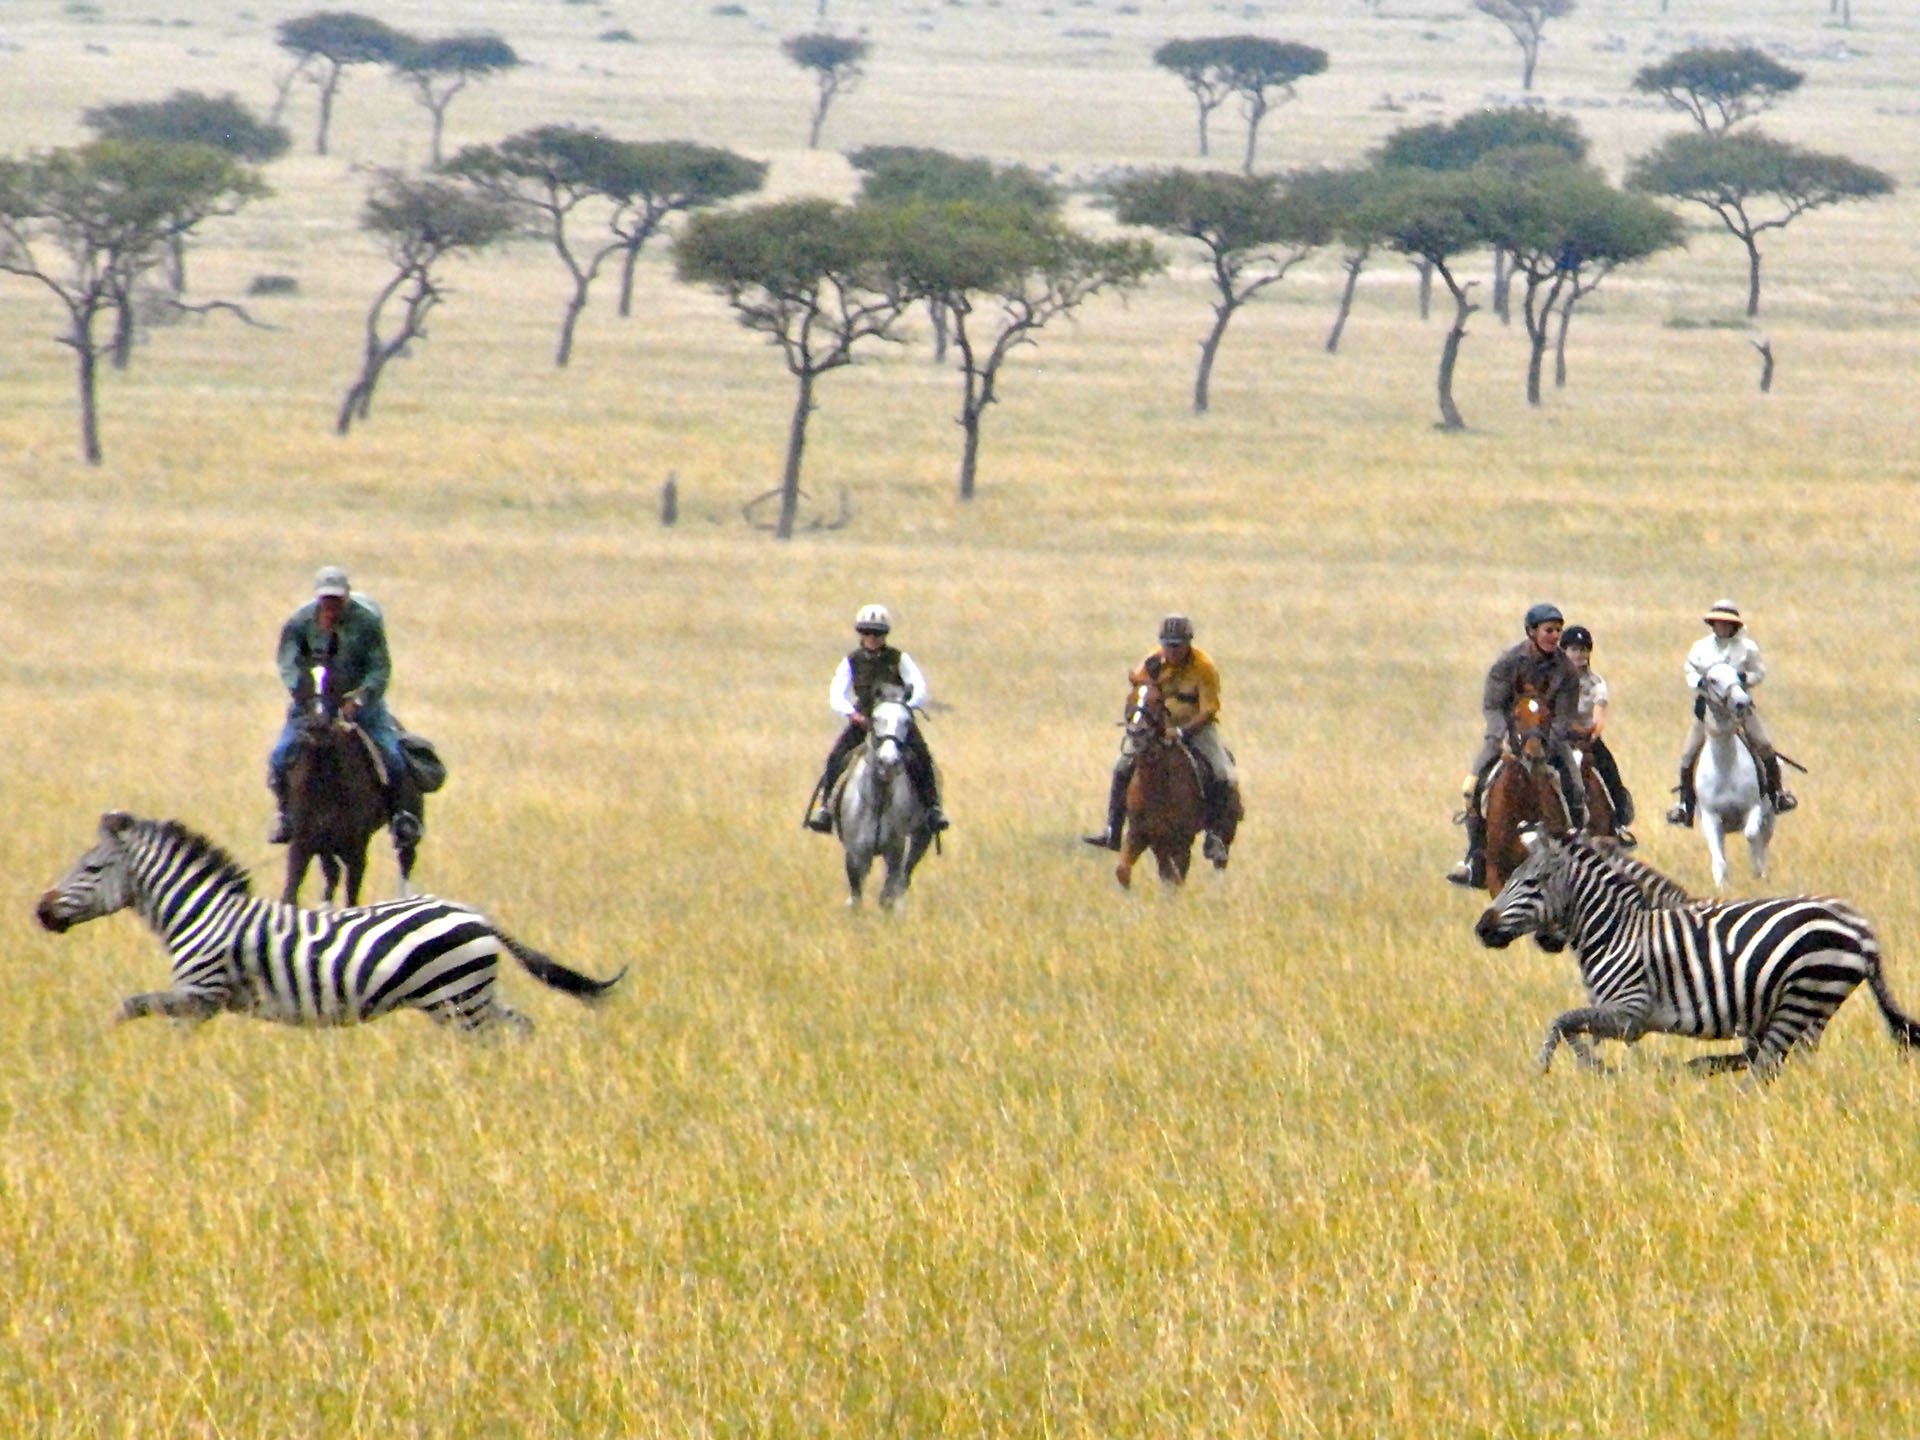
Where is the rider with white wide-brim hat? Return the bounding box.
[1666,598,1795,826]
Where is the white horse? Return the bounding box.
[1694,661,1773,889]
[834,696,933,911]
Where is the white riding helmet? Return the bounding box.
[854,603,892,635]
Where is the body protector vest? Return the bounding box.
[848,645,907,714]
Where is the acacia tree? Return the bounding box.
[1152,38,1236,159]
[782,33,869,150]
[337,173,514,434]
[1378,108,1587,321]
[275,11,408,156]
[444,126,630,368]
[1112,169,1327,414]
[392,33,520,166]
[1352,169,1496,430]
[81,91,289,296]
[1278,167,1386,353]
[675,200,915,540]
[0,140,265,462]
[1627,130,1893,316]
[851,146,1059,362]
[1473,0,1575,91]
[1220,37,1329,174]
[602,142,767,317]
[1631,47,1803,134]
[886,201,1161,500]
[1479,160,1683,403]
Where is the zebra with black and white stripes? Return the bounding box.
[35,812,624,1033]
[1474,830,1920,1078]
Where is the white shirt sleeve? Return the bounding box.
[897,652,929,709]
[829,657,856,718]
[1683,637,1715,688]
[1737,636,1766,687]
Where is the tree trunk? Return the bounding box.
[777,369,815,541]
[1241,98,1267,175]
[1196,105,1209,159]
[1193,304,1235,415]
[1326,253,1364,354]
[75,324,102,464]
[556,281,590,367]
[1492,248,1511,325]
[1553,293,1579,389]
[928,299,949,365]
[316,70,340,156]
[958,401,982,502]
[429,106,447,168]
[618,241,642,318]
[806,83,833,149]
[1744,238,1763,317]
[1434,282,1476,431]
[1415,258,1433,321]
[111,299,134,371]
[1521,41,1538,92]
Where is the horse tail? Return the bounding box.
[501,933,626,1004]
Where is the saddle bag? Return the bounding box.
[398,730,447,793]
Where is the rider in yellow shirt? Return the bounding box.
[1083,614,1242,866]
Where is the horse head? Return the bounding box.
[1699,662,1752,731]
[1506,691,1552,766]
[1124,681,1176,752]
[866,692,915,778]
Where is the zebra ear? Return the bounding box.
[100,810,135,837]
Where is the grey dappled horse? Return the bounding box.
[1694,661,1772,889]
[834,696,933,911]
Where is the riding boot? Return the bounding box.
[1763,752,1798,813]
[1558,770,1588,834]
[389,770,423,846]
[920,763,950,833]
[1665,767,1695,827]
[1446,812,1486,888]
[267,770,290,845]
[1083,771,1128,851]
[806,765,837,833]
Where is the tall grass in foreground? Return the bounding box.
[4,0,1920,1433]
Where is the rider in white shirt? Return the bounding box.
[805,604,948,834]
[1666,598,1796,825]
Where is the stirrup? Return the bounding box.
[1773,791,1798,813]
[1665,804,1691,827]
[805,808,834,833]
[267,812,290,845]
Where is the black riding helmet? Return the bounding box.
[1561,625,1593,650]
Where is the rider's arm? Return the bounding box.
[348,605,392,708]
[897,652,929,708]
[1738,637,1766,687]
[275,612,307,693]
[1683,637,1713,689]
[828,657,857,718]
[1180,656,1221,734]
[1481,649,1518,713]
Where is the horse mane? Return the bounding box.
[142,817,254,896]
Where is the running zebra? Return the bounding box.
[1474,830,1920,1079]
[35,812,624,1033]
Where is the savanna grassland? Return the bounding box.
[4,0,1920,1434]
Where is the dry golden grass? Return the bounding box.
[4,0,1920,1434]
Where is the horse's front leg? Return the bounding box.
[342,841,370,906]
[1699,815,1731,890]
[878,841,909,911]
[844,848,870,909]
[1116,821,1147,888]
[284,845,314,905]
[1743,810,1770,881]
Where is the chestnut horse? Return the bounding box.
[1115,680,1207,888]
[1481,690,1594,894]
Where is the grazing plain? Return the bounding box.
[3,0,1920,1434]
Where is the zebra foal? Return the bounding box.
[1474,831,1920,1079]
[35,812,624,1034]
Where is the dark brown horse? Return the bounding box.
[1115,680,1207,888]
[284,664,418,906]
[1481,691,1576,895]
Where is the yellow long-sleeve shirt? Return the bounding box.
[1132,645,1221,732]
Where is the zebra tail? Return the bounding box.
[1866,949,1920,1049]
[501,933,627,1005]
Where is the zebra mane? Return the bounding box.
[139,817,254,896]
[1560,834,1694,909]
